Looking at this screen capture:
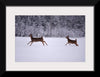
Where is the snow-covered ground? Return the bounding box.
[15,37,85,62]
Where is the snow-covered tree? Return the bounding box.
[15,16,85,37]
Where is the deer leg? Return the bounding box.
[27,41,31,45]
[75,43,78,46]
[30,42,33,46]
[44,41,48,45]
[42,42,44,46]
[65,42,68,45]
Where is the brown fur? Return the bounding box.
[27,34,48,46]
[65,36,78,46]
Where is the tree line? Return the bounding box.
[15,16,85,37]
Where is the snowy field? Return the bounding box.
[15,37,85,62]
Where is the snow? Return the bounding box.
[15,37,85,62]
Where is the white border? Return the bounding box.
[6,6,94,71]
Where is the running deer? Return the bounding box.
[27,34,48,46]
[65,35,78,46]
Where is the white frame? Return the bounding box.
[6,6,94,71]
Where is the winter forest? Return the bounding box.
[15,16,85,37]
[15,15,85,62]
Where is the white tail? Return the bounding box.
[27,34,48,46]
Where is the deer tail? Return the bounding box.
[41,36,43,38]
[41,36,43,39]
[75,39,77,41]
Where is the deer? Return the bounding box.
[65,35,78,46]
[27,34,48,46]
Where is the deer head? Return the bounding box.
[66,35,69,39]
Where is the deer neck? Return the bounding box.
[67,38,70,41]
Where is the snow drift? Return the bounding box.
[15,37,85,62]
